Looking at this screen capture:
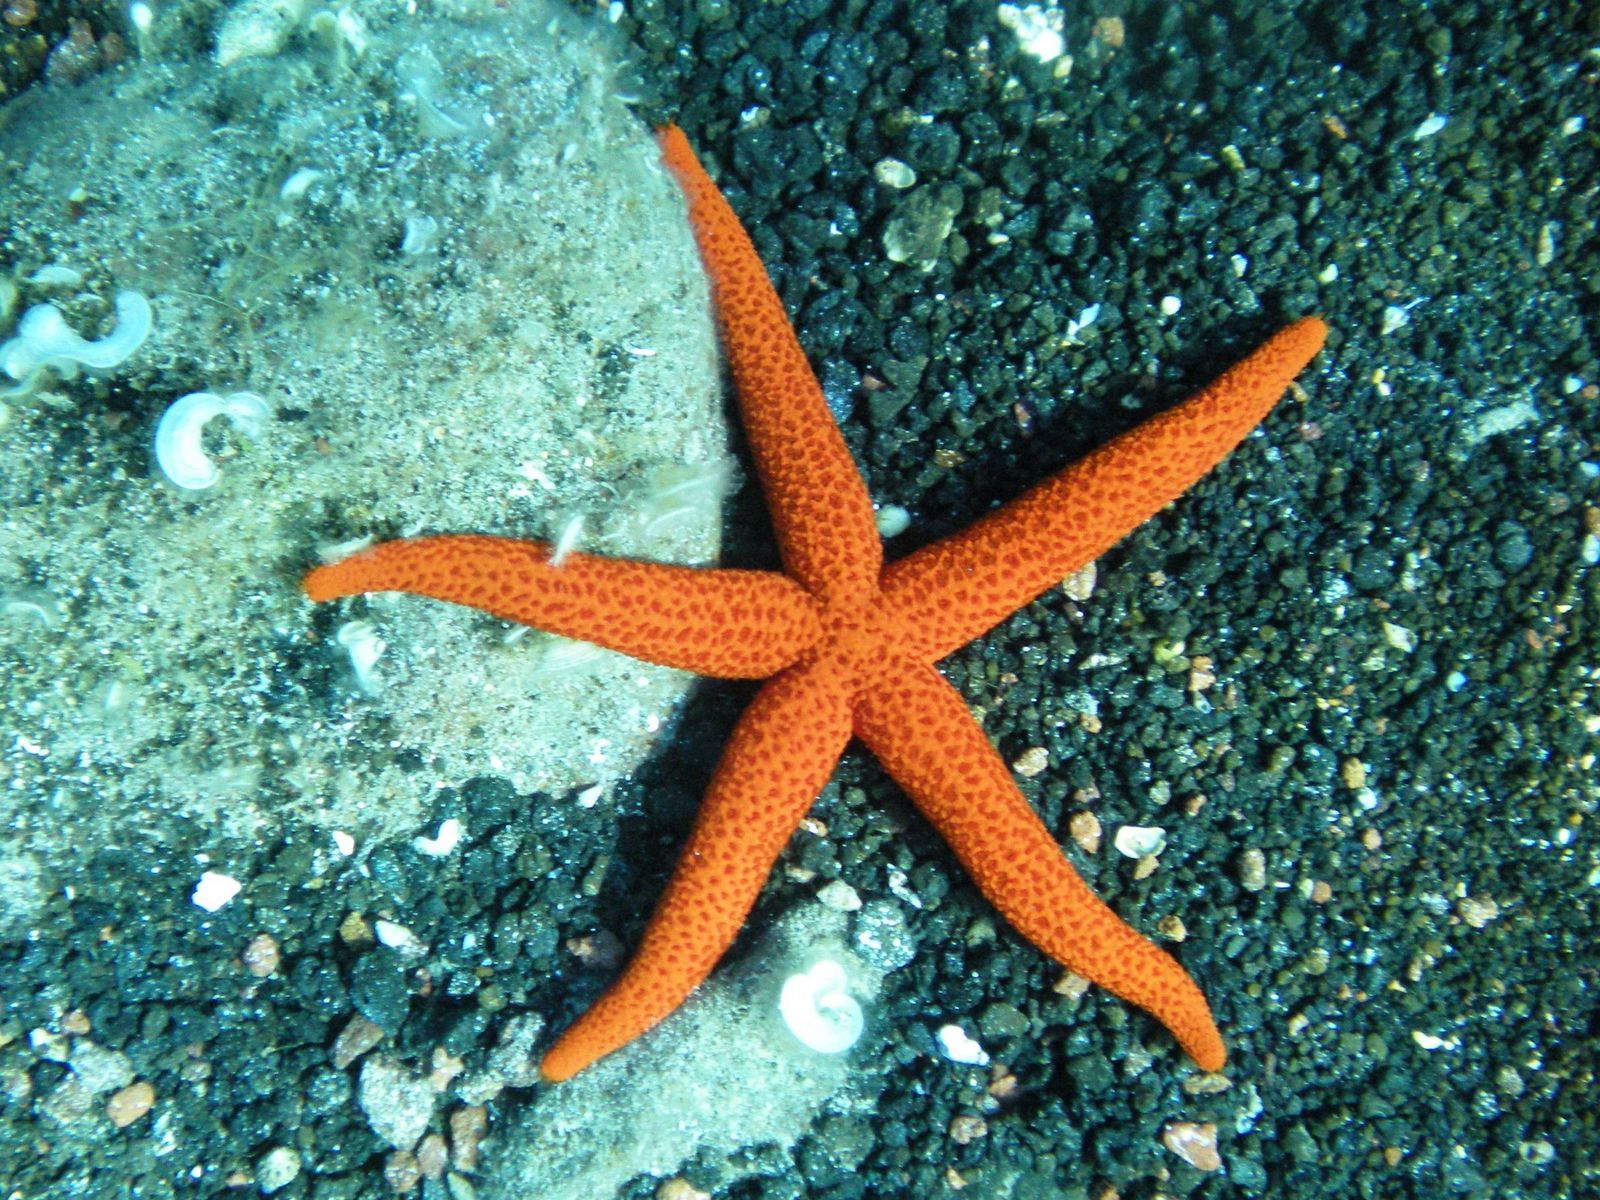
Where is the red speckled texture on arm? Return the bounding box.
[881,317,1328,662]
[539,658,854,1081]
[657,124,881,606]
[304,534,822,679]
[854,661,1227,1071]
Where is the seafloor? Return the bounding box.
[1,1,1596,1198]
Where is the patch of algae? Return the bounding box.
[0,0,727,929]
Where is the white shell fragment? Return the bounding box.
[335,620,387,696]
[154,391,271,490]
[191,870,242,912]
[779,959,864,1054]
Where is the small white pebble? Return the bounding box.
[1114,825,1167,858]
[1411,113,1449,140]
[192,871,242,912]
[1159,295,1182,316]
[331,830,356,856]
[413,818,462,857]
[817,880,862,912]
[279,167,326,201]
[875,504,911,539]
[873,158,916,188]
[374,919,427,957]
[936,1024,990,1066]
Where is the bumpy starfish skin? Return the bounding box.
[304,123,1327,1082]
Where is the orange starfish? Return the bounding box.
[304,124,1327,1082]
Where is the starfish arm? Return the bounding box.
[657,124,881,604]
[880,317,1328,662]
[303,534,821,679]
[539,660,855,1081]
[854,661,1226,1071]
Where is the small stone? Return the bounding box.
[1310,880,1333,904]
[1182,1071,1234,1095]
[657,1180,710,1200]
[1162,1121,1222,1172]
[1341,757,1367,789]
[191,870,242,912]
[1061,561,1097,601]
[244,932,281,978]
[1156,914,1188,942]
[450,1105,488,1171]
[106,1080,155,1128]
[1113,825,1166,858]
[948,1114,988,1144]
[359,1057,435,1150]
[1068,810,1102,854]
[1238,847,1268,892]
[817,880,862,911]
[255,1145,301,1194]
[384,1149,422,1193]
[1457,895,1500,928]
[340,911,375,946]
[61,1010,92,1035]
[1132,854,1159,881]
[1053,970,1090,999]
[935,1024,989,1066]
[1092,15,1125,47]
[69,1041,135,1095]
[417,1134,448,1181]
[1361,828,1383,851]
[332,1014,386,1069]
[1012,746,1049,778]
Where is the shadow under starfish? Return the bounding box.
[304,124,1328,1082]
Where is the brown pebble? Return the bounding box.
[1093,15,1125,47]
[1156,914,1188,942]
[331,1014,386,1069]
[450,1105,488,1171]
[944,1167,968,1190]
[1161,1120,1222,1171]
[1012,746,1049,778]
[244,932,281,977]
[107,1080,154,1128]
[948,1114,988,1144]
[1310,880,1333,904]
[1053,970,1090,999]
[1341,756,1367,789]
[1132,854,1158,881]
[1068,810,1102,854]
[1457,895,1500,928]
[1238,847,1268,892]
[416,1133,448,1181]
[384,1149,421,1194]
[62,1010,92,1035]
[656,1181,710,1200]
[1361,827,1383,851]
[1061,561,1097,601]
[2,0,38,28]
[339,911,375,946]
